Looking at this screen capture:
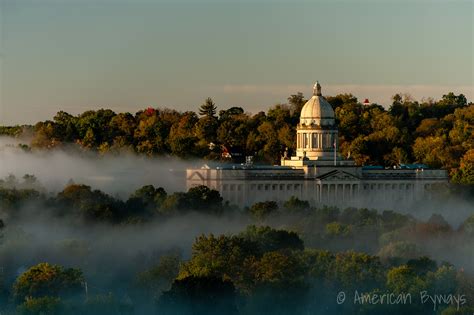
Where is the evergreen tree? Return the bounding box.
[199,97,217,118]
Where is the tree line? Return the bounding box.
[1,92,473,184]
[2,227,474,315]
[1,175,474,314]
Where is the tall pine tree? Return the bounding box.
[199,97,217,118]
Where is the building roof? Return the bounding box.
[299,82,335,125]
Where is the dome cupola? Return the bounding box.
[294,82,338,161]
[299,81,335,126]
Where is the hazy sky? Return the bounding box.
[0,0,472,124]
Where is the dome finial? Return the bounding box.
[313,81,322,96]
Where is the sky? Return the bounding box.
[0,0,472,125]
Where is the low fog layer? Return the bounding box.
[0,213,249,283]
[0,138,201,197]
[1,138,472,226]
[0,140,473,313]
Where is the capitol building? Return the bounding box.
[186,82,449,209]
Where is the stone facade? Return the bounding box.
[186,164,448,208]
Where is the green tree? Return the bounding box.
[185,185,223,214]
[56,184,125,222]
[194,116,218,144]
[178,234,257,284]
[283,196,310,213]
[136,254,181,296]
[257,121,281,163]
[386,265,427,295]
[13,263,84,303]
[239,225,304,253]
[53,111,77,142]
[460,214,474,237]
[158,276,238,315]
[325,222,352,238]
[249,201,278,221]
[288,92,306,122]
[125,185,167,219]
[17,296,63,315]
[199,97,217,118]
[168,112,199,158]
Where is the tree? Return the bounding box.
[452,149,474,184]
[332,251,384,291]
[412,136,446,168]
[288,92,306,121]
[56,184,125,222]
[126,185,167,219]
[460,214,474,237]
[199,97,217,118]
[406,256,437,276]
[135,254,181,296]
[439,92,467,108]
[194,116,218,144]
[178,234,257,285]
[325,222,352,238]
[378,241,421,262]
[53,111,77,142]
[134,111,167,155]
[257,121,281,163]
[386,265,427,294]
[283,196,309,213]
[218,107,245,121]
[13,263,84,303]
[185,185,223,214]
[242,251,309,315]
[158,276,238,315]
[168,112,199,158]
[17,296,63,315]
[239,225,304,253]
[249,201,278,220]
[0,219,4,245]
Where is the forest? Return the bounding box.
[0,173,473,314]
[0,91,473,314]
[1,92,473,184]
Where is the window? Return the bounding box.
[223,184,228,191]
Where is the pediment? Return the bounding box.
[318,170,360,181]
[187,171,205,181]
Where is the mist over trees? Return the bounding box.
[2,92,473,184]
[1,91,473,314]
[0,174,474,314]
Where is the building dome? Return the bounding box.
[293,82,338,161]
[299,82,335,126]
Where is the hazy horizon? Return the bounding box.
[0,0,472,125]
